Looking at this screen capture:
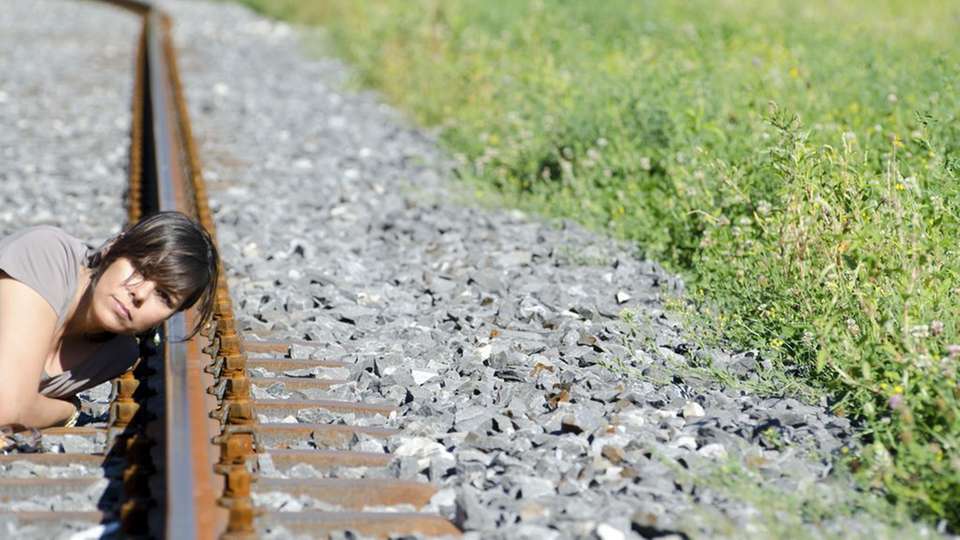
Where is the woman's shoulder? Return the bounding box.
[0,225,90,325]
[0,225,86,251]
[0,225,91,265]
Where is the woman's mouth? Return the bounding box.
[112,296,132,321]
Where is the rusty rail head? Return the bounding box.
[127,15,146,224]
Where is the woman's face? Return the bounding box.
[92,257,180,335]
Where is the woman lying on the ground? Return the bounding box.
[0,211,219,430]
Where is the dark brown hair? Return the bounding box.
[87,211,219,339]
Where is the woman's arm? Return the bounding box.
[10,394,76,428]
[0,275,70,428]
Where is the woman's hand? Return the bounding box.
[60,396,82,427]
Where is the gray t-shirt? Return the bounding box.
[0,226,138,399]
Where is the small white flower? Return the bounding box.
[910,324,930,339]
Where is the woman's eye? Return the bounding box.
[125,270,145,286]
[159,291,174,307]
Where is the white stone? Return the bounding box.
[617,409,646,429]
[477,344,493,360]
[615,291,631,304]
[293,158,312,170]
[427,487,456,514]
[395,437,445,458]
[357,291,382,305]
[257,454,278,476]
[67,522,120,540]
[698,443,728,460]
[280,497,304,512]
[682,401,706,418]
[241,242,259,258]
[411,368,438,385]
[671,435,697,451]
[595,523,626,540]
[598,467,623,482]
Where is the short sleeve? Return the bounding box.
[0,226,88,328]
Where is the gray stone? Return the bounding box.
[455,406,495,433]
[458,487,497,530]
[289,343,321,359]
[506,475,555,500]
[61,435,96,454]
[697,443,727,460]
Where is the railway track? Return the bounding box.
[0,2,460,538]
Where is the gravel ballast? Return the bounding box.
[153,1,949,539]
[0,1,138,538]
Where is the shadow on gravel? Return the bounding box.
[95,336,162,537]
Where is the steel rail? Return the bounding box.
[139,7,225,539]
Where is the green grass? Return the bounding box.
[233,0,960,529]
[665,452,935,539]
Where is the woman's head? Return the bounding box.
[87,211,219,337]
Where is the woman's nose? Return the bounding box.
[130,280,155,307]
